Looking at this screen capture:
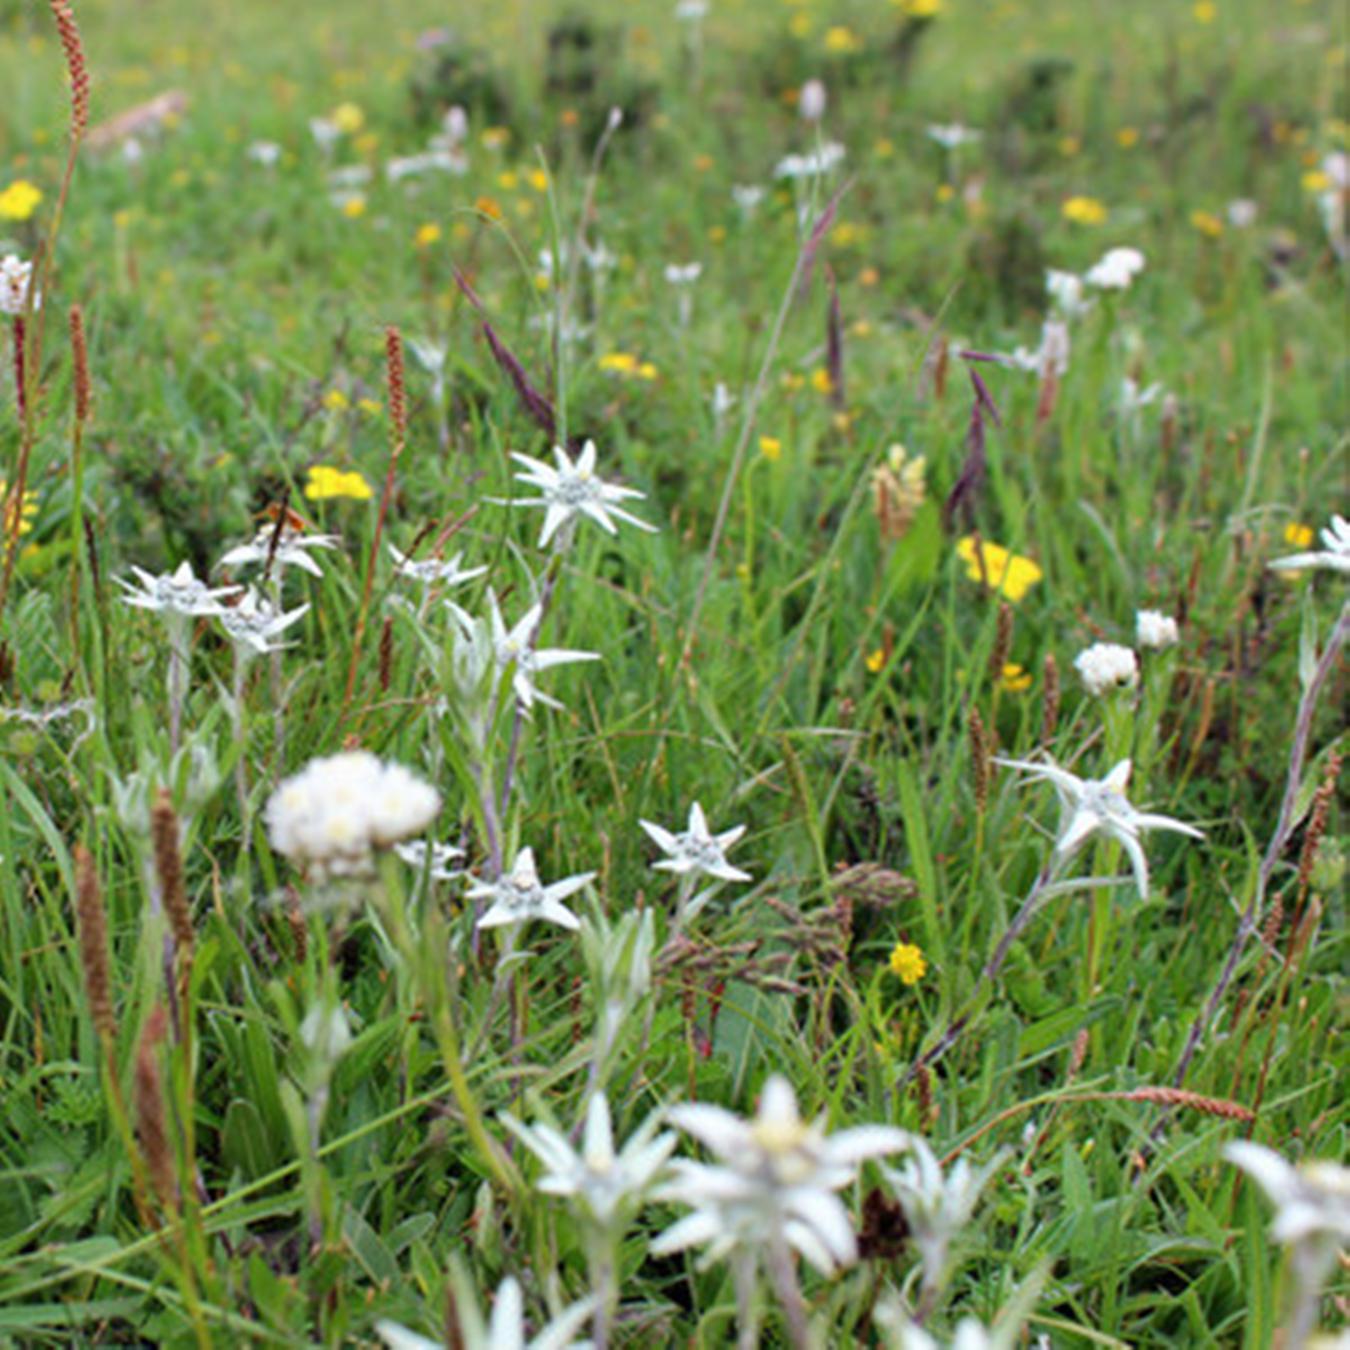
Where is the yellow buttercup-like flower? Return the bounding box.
[1283,521,1314,549]
[331,102,365,135]
[0,479,38,537]
[0,180,43,222]
[414,223,441,248]
[888,942,927,985]
[1062,195,1109,226]
[956,536,1044,603]
[999,663,1033,693]
[303,465,373,501]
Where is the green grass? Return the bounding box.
[0,0,1346,1344]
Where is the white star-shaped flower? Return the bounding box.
[639,801,750,884]
[393,839,465,880]
[508,440,655,550]
[652,1075,909,1276]
[117,561,242,617]
[218,526,339,578]
[1269,514,1350,575]
[1224,1142,1350,1248]
[467,846,595,933]
[502,1092,676,1230]
[376,1275,593,1350]
[995,756,1203,898]
[480,591,600,712]
[218,588,310,655]
[387,543,486,588]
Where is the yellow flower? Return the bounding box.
[322,388,350,412]
[935,183,956,203]
[414,223,441,248]
[889,942,927,985]
[1193,0,1217,21]
[1191,210,1224,238]
[474,195,503,221]
[528,168,549,193]
[865,648,887,674]
[824,25,863,53]
[480,126,511,149]
[1284,521,1314,548]
[759,435,783,462]
[893,0,942,14]
[599,352,658,381]
[1116,127,1140,149]
[708,224,727,244]
[340,194,367,219]
[1302,170,1333,193]
[303,465,373,501]
[956,536,1043,603]
[331,102,365,134]
[357,398,382,416]
[0,179,42,222]
[0,480,38,537]
[1062,195,1108,226]
[810,367,834,394]
[788,11,812,37]
[999,662,1033,693]
[497,170,519,191]
[693,153,715,173]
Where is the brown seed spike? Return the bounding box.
[385,325,406,454]
[69,305,91,424]
[135,1004,177,1215]
[988,602,1014,685]
[1040,651,1060,745]
[968,705,991,814]
[49,1,90,141]
[151,789,193,968]
[74,844,116,1041]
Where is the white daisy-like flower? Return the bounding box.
[774,141,846,180]
[1227,199,1258,229]
[1269,514,1350,575]
[652,1074,909,1275]
[0,254,40,316]
[1085,246,1146,290]
[218,587,310,655]
[926,122,982,150]
[639,802,750,884]
[508,440,655,550]
[502,1092,676,1230]
[1045,268,1091,317]
[393,839,465,880]
[467,845,594,933]
[663,261,703,286]
[882,1135,1006,1298]
[1135,609,1179,650]
[308,116,340,153]
[675,0,709,20]
[265,751,441,881]
[994,755,1203,899]
[1120,377,1164,415]
[1074,641,1138,695]
[387,543,486,588]
[386,148,465,181]
[376,1275,593,1350]
[731,184,766,216]
[117,561,242,617]
[218,526,340,579]
[247,140,281,168]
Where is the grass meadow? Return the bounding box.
[0,0,1346,1344]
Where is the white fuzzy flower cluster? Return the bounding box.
[265,751,441,881]
[1135,609,1179,649]
[1074,641,1138,695]
[0,254,39,317]
[1085,246,1146,290]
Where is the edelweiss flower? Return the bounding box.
[509,440,655,550]
[117,561,242,617]
[218,588,310,655]
[639,802,750,883]
[1135,609,1179,649]
[265,751,441,881]
[1010,318,1070,379]
[0,254,39,316]
[218,526,339,578]
[926,123,981,150]
[1074,641,1138,695]
[1085,246,1146,290]
[1224,1143,1350,1249]
[995,756,1203,898]
[503,1092,676,1229]
[376,1275,593,1350]
[1269,513,1350,575]
[388,543,486,588]
[467,845,594,932]
[882,1135,1005,1296]
[652,1075,909,1275]
[394,839,465,879]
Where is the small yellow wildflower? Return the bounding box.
[1193,0,1216,21]
[859,266,880,287]
[1116,127,1140,149]
[824,25,863,54]
[354,132,379,157]
[637,361,658,381]
[303,465,373,501]
[1302,170,1333,193]
[480,126,511,149]
[1191,210,1224,238]
[322,389,350,412]
[414,223,441,248]
[999,662,1033,693]
[894,0,942,14]
[759,435,782,462]
[788,12,812,37]
[1284,521,1314,548]
[0,180,42,222]
[889,942,927,985]
[708,224,727,244]
[935,183,956,203]
[874,137,895,159]
[474,195,503,221]
[497,170,519,191]
[357,398,382,416]
[599,352,659,381]
[528,168,549,193]
[865,648,887,674]
[956,536,1044,603]
[0,480,38,537]
[810,367,834,395]
[331,102,365,135]
[693,153,715,173]
[1062,195,1108,226]
[340,194,367,219]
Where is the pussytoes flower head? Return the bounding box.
[1269,513,1350,575]
[652,1075,909,1275]
[995,755,1203,898]
[508,439,655,550]
[265,751,441,881]
[1074,641,1138,695]
[1135,609,1179,649]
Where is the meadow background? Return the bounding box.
[0,0,1346,1344]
